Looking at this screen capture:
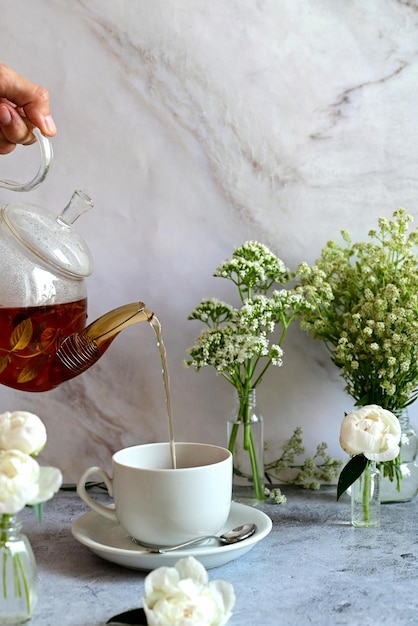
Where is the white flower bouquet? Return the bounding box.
[0,411,62,619]
[297,209,418,487]
[186,242,310,500]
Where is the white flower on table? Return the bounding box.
[0,410,47,455]
[143,556,235,626]
[339,404,401,462]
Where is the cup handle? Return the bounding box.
[0,126,53,191]
[77,466,118,522]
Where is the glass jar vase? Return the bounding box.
[380,410,418,503]
[351,461,380,528]
[227,388,265,505]
[0,514,37,625]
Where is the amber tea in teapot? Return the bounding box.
[0,300,154,392]
[0,299,87,391]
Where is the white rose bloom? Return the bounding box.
[29,466,63,505]
[0,449,41,514]
[144,556,235,626]
[0,411,47,455]
[340,404,401,462]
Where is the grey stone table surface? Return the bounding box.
[21,485,418,626]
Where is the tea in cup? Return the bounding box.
[77,442,232,547]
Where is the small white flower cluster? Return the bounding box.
[298,209,418,411]
[186,242,310,390]
[264,487,287,504]
[143,556,235,626]
[264,427,341,488]
[187,322,275,375]
[0,411,62,514]
[214,241,289,292]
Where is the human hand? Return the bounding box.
[0,63,57,154]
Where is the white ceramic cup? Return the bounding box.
[77,442,233,546]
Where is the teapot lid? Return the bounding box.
[1,190,94,278]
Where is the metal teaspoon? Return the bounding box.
[134,523,257,553]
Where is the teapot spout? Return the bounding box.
[52,302,154,384]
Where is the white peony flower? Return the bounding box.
[0,449,40,514]
[0,449,62,514]
[0,411,47,455]
[340,404,401,462]
[143,556,235,626]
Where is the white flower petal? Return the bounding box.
[0,411,47,455]
[27,466,62,505]
[0,450,40,514]
[146,565,180,590]
[365,443,401,462]
[208,580,236,625]
[176,556,208,585]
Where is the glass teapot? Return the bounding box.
[0,128,153,392]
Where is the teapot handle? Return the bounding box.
[0,126,53,192]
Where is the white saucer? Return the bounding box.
[71,501,272,571]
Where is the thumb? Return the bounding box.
[0,63,56,136]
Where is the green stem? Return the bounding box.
[227,421,239,459]
[1,514,9,600]
[16,553,31,613]
[228,388,265,501]
[12,552,22,598]
[243,422,264,500]
[362,464,371,522]
[0,513,9,542]
[251,359,271,390]
[2,550,6,600]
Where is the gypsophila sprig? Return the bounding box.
[297,209,418,487]
[186,242,312,500]
[264,487,287,504]
[264,427,341,490]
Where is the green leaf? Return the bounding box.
[337,454,368,500]
[10,318,33,350]
[106,608,147,625]
[16,354,48,384]
[0,355,9,374]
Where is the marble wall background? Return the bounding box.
[1,0,418,482]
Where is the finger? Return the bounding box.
[0,103,34,153]
[0,63,56,136]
